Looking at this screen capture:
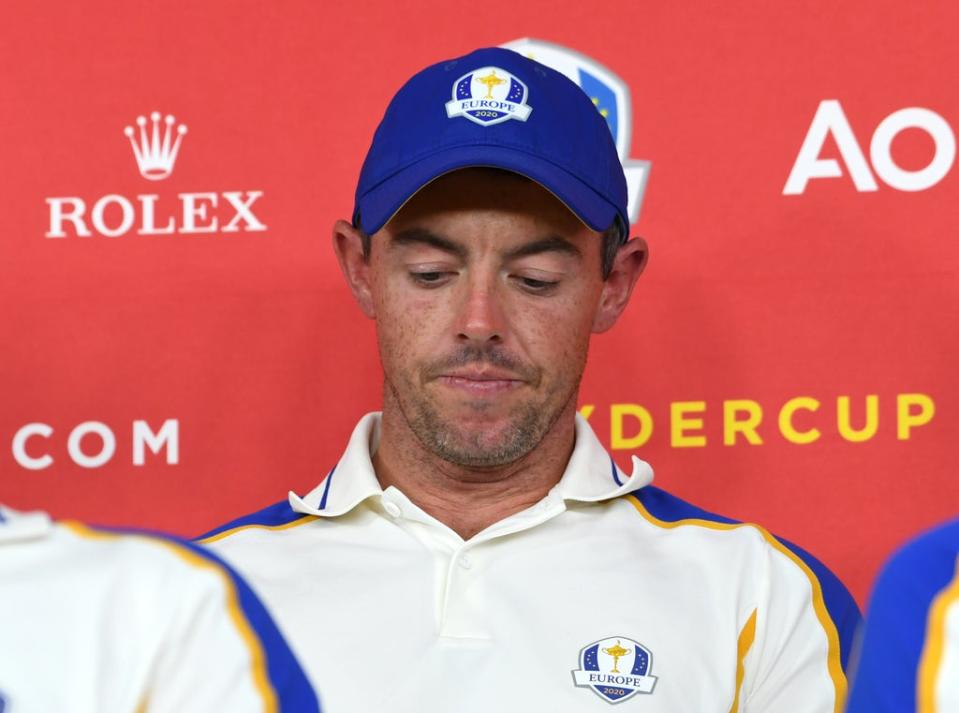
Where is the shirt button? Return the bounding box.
[458,554,472,569]
[383,501,402,518]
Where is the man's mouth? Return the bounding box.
[437,369,525,394]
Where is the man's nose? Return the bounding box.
[455,276,505,344]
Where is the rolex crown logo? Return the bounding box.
[123,111,188,181]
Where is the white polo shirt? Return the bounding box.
[0,506,320,713]
[201,412,860,713]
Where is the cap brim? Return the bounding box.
[355,144,620,235]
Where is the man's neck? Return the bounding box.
[372,401,577,540]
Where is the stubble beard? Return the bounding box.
[386,369,579,469]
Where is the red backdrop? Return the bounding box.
[3,0,957,605]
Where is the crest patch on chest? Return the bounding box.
[571,636,658,704]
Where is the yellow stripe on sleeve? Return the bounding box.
[728,609,757,713]
[63,521,278,713]
[918,558,959,713]
[627,496,846,713]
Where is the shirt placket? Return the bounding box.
[379,486,567,640]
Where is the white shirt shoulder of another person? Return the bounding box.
[0,505,320,713]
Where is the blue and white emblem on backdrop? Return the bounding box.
[571,636,658,704]
[501,38,651,225]
[445,66,532,126]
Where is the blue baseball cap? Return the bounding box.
[352,46,629,238]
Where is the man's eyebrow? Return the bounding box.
[390,228,467,259]
[504,235,582,260]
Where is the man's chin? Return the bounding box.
[395,382,561,468]
[426,412,545,468]
[449,416,521,443]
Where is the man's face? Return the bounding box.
[361,168,609,468]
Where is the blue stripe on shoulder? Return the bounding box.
[609,456,624,487]
[318,465,337,510]
[846,518,959,713]
[634,485,862,672]
[196,499,303,541]
[86,523,321,712]
[634,485,740,525]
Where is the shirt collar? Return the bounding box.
[288,412,654,517]
[289,412,384,517]
[554,412,654,503]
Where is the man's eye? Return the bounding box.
[410,271,449,286]
[516,276,559,292]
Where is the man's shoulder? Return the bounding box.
[869,517,959,610]
[846,518,959,712]
[60,521,254,597]
[2,517,263,638]
[630,485,839,576]
[629,485,861,658]
[858,517,959,640]
[196,498,317,547]
[2,513,230,596]
[882,517,959,579]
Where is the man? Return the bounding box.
[200,46,860,712]
[846,518,959,713]
[0,505,320,713]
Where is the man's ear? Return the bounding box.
[332,219,376,319]
[592,237,649,334]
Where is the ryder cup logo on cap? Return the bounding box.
[445,66,532,126]
[571,636,658,704]
[353,46,630,237]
